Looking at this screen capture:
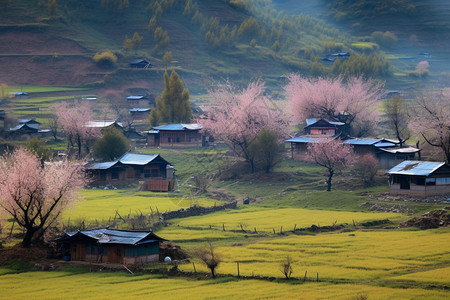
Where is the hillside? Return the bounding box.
[0,0,389,95]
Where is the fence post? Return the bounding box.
[237,262,240,277]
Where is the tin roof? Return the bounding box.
[126,95,146,100]
[118,153,160,165]
[344,138,382,145]
[285,136,335,143]
[152,123,203,131]
[378,147,421,154]
[55,228,165,245]
[386,161,446,176]
[85,161,119,170]
[129,108,151,112]
[9,123,39,131]
[84,121,123,128]
[305,118,345,127]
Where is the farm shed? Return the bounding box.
[84,120,123,131]
[54,228,166,265]
[85,152,175,191]
[386,161,450,196]
[148,123,204,147]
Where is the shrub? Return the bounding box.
[93,51,117,68]
[353,154,378,185]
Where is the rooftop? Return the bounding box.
[386,161,446,176]
[55,228,165,245]
[152,123,203,131]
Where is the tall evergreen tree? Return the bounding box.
[150,70,192,126]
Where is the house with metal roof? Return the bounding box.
[85,152,176,191]
[386,161,450,196]
[54,228,166,265]
[129,59,152,69]
[344,138,421,169]
[147,123,204,147]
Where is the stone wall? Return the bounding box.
[161,201,237,221]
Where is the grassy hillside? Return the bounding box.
[0,0,396,95]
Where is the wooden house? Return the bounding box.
[84,120,123,132]
[85,152,175,191]
[8,119,40,139]
[286,136,337,160]
[304,118,345,136]
[386,161,450,196]
[344,138,421,169]
[53,228,166,265]
[147,123,203,147]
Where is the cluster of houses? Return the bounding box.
[285,118,449,197]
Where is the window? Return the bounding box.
[111,170,119,180]
[436,177,450,185]
[425,178,436,186]
[176,137,180,143]
[144,169,151,178]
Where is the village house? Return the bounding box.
[344,138,421,169]
[146,123,204,147]
[126,95,150,108]
[386,161,450,196]
[53,228,166,265]
[85,152,176,191]
[8,119,41,139]
[84,120,123,131]
[286,118,344,160]
[129,58,152,69]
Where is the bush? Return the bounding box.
[353,153,378,185]
[93,51,117,68]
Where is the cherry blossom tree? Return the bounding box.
[284,75,385,137]
[199,81,289,173]
[55,101,101,158]
[306,140,354,191]
[410,89,450,163]
[0,148,86,247]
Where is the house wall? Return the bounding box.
[159,130,202,146]
[390,183,450,197]
[291,143,309,160]
[378,152,417,169]
[309,128,335,136]
[123,254,159,265]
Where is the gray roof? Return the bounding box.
[84,121,123,128]
[55,228,165,245]
[85,161,119,170]
[152,123,203,131]
[285,136,335,143]
[118,153,159,165]
[9,123,39,131]
[378,147,421,154]
[305,118,345,127]
[386,161,446,176]
[129,108,151,113]
[127,95,146,100]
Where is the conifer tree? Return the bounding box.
[150,70,192,126]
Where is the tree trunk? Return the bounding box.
[326,169,334,192]
[22,227,38,248]
[210,267,216,278]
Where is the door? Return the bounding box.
[399,176,410,190]
[107,246,123,263]
[71,243,86,261]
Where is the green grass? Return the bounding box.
[0,267,449,299]
[8,86,90,93]
[62,189,220,224]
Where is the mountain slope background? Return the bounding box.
[0,0,450,95]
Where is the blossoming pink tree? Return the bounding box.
[284,75,385,137]
[55,101,100,158]
[200,81,289,173]
[0,148,87,247]
[410,89,450,163]
[306,140,354,191]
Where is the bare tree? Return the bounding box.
[196,242,222,278]
[384,94,409,147]
[410,89,450,163]
[280,255,293,279]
